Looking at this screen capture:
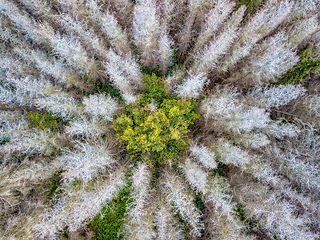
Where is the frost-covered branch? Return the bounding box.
[163,169,204,237]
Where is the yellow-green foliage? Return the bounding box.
[113,74,199,165]
[140,73,169,104]
[27,110,62,130]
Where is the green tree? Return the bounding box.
[113,74,199,166]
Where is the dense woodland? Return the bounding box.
[0,0,320,239]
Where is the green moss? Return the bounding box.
[278,49,320,85]
[165,62,183,78]
[173,211,188,238]
[90,185,132,240]
[113,74,199,166]
[60,226,69,239]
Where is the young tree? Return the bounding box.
[287,16,319,46]
[265,145,320,192]
[230,176,318,240]
[83,93,118,121]
[58,140,115,185]
[181,158,209,194]
[0,0,99,77]
[221,0,293,72]
[104,49,142,104]
[56,14,110,60]
[163,169,204,237]
[14,46,81,87]
[200,86,240,121]
[124,163,156,240]
[86,0,130,53]
[155,196,184,240]
[158,26,174,74]
[287,0,319,21]
[206,175,250,240]
[193,0,235,52]
[65,115,105,139]
[193,27,239,73]
[33,166,127,239]
[181,158,249,239]
[233,32,299,86]
[213,138,251,168]
[262,121,299,140]
[132,0,160,68]
[178,0,206,58]
[0,111,55,156]
[202,90,270,134]
[174,72,208,99]
[291,95,320,128]
[246,84,306,109]
[189,142,217,169]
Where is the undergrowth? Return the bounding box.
[90,184,132,240]
[93,81,123,102]
[278,49,320,85]
[45,170,64,205]
[0,135,10,145]
[235,0,264,12]
[27,110,66,132]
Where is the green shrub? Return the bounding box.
[27,110,64,131]
[0,135,10,145]
[48,170,63,195]
[90,186,131,240]
[235,0,264,12]
[194,193,205,211]
[279,49,320,85]
[45,170,64,205]
[140,73,169,105]
[235,204,259,229]
[93,81,123,102]
[150,163,160,188]
[213,163,228,177]
[113,74,199,166]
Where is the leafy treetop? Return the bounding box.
[113,74,199,166]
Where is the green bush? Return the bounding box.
[90,186,131,240]
[48,170,63,195]
[235,204,259,230]
[113,74,199,166]
[93,81,123,102]
[27,110,63,131]
[0,135,10,145]
[235,0,264,12]
[194,193,205,211]
[140,73,169,105]
[279,49,320,85]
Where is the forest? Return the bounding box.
[0,0,320,239]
